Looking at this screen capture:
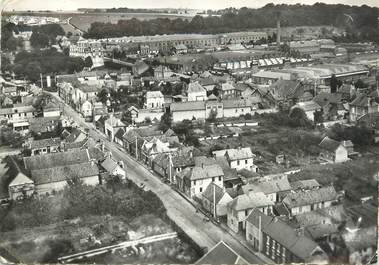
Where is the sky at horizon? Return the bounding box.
[3,0,379,11]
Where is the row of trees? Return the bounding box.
[30,24,65,49]
[1,22,66,51]
[84,4,379,41]
[8,48,85,81]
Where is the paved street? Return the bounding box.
[49,92,270,264]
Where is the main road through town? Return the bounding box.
[49,92,268,264]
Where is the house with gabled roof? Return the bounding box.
[27,137,62,156]
[187,82,207,102]
[246,209,328,263]
[42,101,61,117]
[219,82,237,99]
[293,204,349,241]
[195,241,249,265]
[122,126,163,158]
[100,156,125,180]
[104,114,126,142]
[241,176,292,203]
[201,182,233,219]
[213,147,257,172]
[176,163,224,198]
[349,93,379,122]
[145,90,164,109]
[319,136,349,163]
[152,146,197,183]
[227,191,273,233]
[141,137,178,166]
[282,186,339,216]
[290,179,321,191]
[8,171,34,201]
[22,149,103,195]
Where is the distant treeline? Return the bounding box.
[78,8,168,14]
[84,3,379,40]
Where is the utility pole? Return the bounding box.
[213,184,216,219]
[168,152,173,184]
[258,215,262,252]
[135,135,138,160]
[40,73,44,89]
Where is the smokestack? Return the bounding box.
[276,19,281,48]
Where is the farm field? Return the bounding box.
[69,13,192,32]
[5,12,192,32]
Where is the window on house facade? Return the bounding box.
[193,180,196,186]
[282,248,286,263]
[245,209,248,216]
[237,160,240,166]
[200,187,203,193]
[245,159,248,164]
[218,176,221,181]
[212,177,215,182]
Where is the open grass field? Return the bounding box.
[69,13,192,32]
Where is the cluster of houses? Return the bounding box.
[0,129,126,203]
[94,119,374,264]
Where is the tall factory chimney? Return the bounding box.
[276,19,281,48]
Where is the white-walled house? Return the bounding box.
[104,115,126,142]
[30,162,99,195]
[213,147,257,172]
[319,136,349,163]
[81,100,93,119]
[101,157,126,180]
[187,82,207,102]
[227,191,274,233]
[145,91,165,109]
[43,102,61,117]
[176,164,224,198]
[282,186,338,216]
[241,176,292,203]
[201,182,233,218]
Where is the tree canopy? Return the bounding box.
[84,4,379,44]
[11,48,85,81]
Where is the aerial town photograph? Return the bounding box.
[0,0,378,264]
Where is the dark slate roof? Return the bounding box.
[319,136,343,152]
[101,157,119,173]
[283,186,338,209]
[195,241,249,265]
[29,137,61,149]
[246,209,322,261]
[23,149,93,171]
[313,92,342,108]
[350,94,377,107]
[295,205,348,227]
[290,179,321,191]
[29,117,60,133]
[202,183,225,205]
[270,80,304,100]
[30,162,99,185]
[114,128,125,140]
[228,192,273,211]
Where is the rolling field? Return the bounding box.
[69,13,192,32]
